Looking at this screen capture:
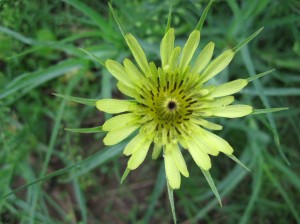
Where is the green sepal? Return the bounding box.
[247,69,275,82]
[167,182,177,224]
[79,48,105,67]
[227,154,251,172]
[201,169,222,207]
[120,168,130,184]
[108,2,126,37]
[195,0,213,32]
[53,93,97,106]
[252,107,289,115]
[232,27,264,53]
[65,126,103,133]
[165,4,172,33]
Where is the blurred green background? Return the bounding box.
[0,0,300,223]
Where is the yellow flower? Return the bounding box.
[96,28,253,189]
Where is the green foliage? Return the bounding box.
[0,0,299,223]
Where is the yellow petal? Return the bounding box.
[103,124,140,145]
[202,96,235,108]
[164,149,181,189]
[186,140,211,170]
[140,120,157,134]
[208,105,253,118]
[96,99,136,114]
[191,118,223,130]
[127,138,152,170]
[123,58,145,84]
[171,144,189,177]
[209,79,248,98]
[123,132,145,156]
[179,30,200,72]
[160,28,175,69]
[161,128,168,145]
[200,128,233,155]
[200,49,235,83]
[191,42,215,74]
[177,135,188,149]
[117,82,140,99]
[149,61,158,79]
[152,143,162,159]
[125,33,150,73]
[193,134,219,156]
[103,113,138,131]
[105,59,134,87]
[211,96,235,107]
[169,47,181,71]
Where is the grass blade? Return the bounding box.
[263,164,300,222]
[241,45,289,164]
[0,59,87,100]
[1,142,124,200]
[143,163,165,222]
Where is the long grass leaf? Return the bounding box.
[143,164,165,222]
[239,158,262,224]
[241,45,289,164]
[1,142,124,200]
[29,73,82,223]
[263,164,300,222]
[0,59,86,100]
[73,178,87,224]
[63,0,109,33]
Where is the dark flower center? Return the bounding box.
[168,101,177,110]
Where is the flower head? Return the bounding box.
[96,28,253,189]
